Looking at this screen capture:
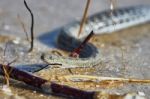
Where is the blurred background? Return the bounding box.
[0,0,150,38]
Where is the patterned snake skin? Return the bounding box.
[43,5,150,68]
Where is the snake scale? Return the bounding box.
[42,5,150,68]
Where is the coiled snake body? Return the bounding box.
[42,5,150,68]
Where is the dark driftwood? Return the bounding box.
[51,82,95,99]
[0,64,47,88]
[70,31,94,57]
[0,64,95,99]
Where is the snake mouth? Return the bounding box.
[56,30,99,58]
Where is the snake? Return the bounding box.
[42,5,150,68]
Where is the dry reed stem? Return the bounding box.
[17,14,30,42]
[2,65,10,86]
[57,75,150,84]
[77,0,91,37]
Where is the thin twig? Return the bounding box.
[77,0,91,37]
[24,0,34,52]
[7,56,18,66]
[110,0,117,16]
[2,64,10,86]
[3,43,8,64]
[17,14,30,42]
[110,0,117,25]
[2,43,10,86]
[70,31,94,57]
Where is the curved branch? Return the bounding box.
[24,0,34,52]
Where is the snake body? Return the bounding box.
[42,50,101,68]
[43,5,150,68]
[60,5,150,39]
